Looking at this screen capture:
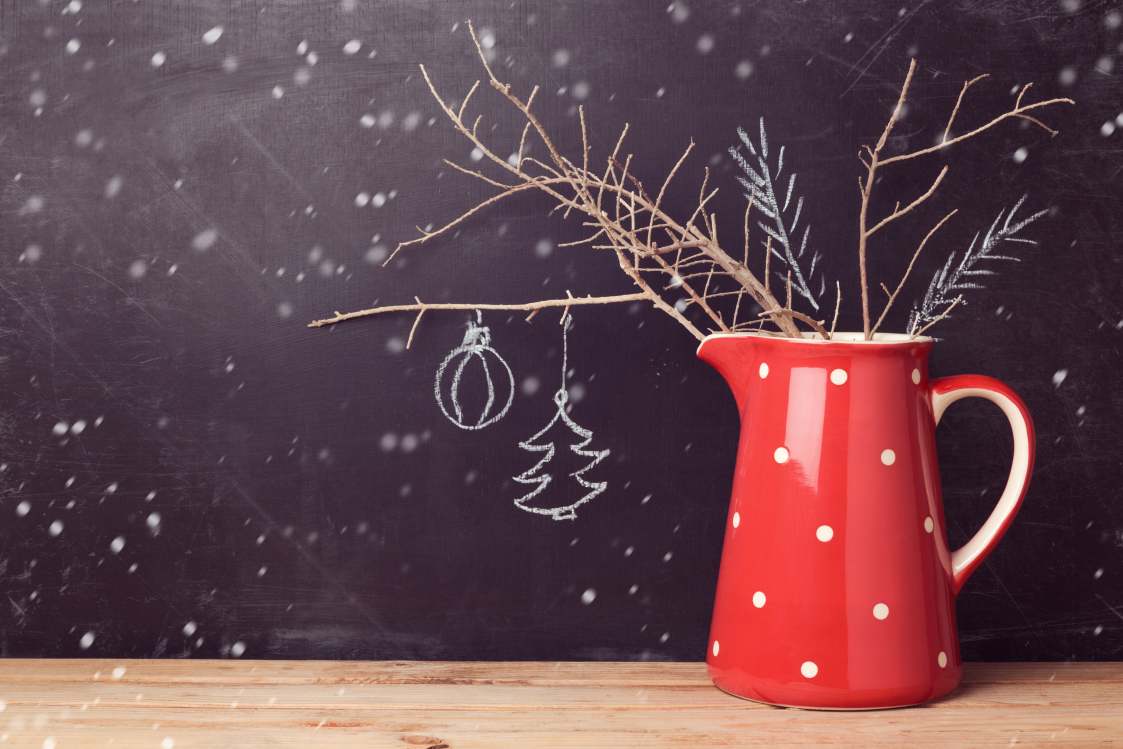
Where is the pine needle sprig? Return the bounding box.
[729,117,823,311]
[909,195,1045,335]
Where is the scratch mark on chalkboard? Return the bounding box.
[1095,594,1123,624]
[842,0,934,97]
[0,277,112,395]
[227,115,318,206]
[984,562,1030,623]
[225,115,356,253]
[227,479,387,632]
[73,263,162,327]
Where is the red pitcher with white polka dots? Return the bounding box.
[697,331,1034,709]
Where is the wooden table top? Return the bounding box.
[0,660,1119,747]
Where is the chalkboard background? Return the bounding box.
[0,0,1119,662]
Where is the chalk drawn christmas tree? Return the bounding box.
[513,318,609,521]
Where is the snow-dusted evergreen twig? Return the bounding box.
[729,118,823,311]
[909,195,1045,335]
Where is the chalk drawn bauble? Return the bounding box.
[434,316,514,430]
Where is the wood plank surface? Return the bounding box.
[0,660,1118,748]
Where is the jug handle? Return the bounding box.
[930,375,1036,595]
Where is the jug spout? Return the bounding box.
[696,333,758,415]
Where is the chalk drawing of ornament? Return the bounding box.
[513,317,609,521]
[434,311,514,430]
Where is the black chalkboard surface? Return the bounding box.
[0,0,1119,662]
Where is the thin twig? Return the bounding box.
[942,74,989,142]
[878,96,1074,166]
[758,307,829,339]
[406,297,426,349]
[870,209,957,335]
[865,165,949,237]
[308,292,649,328]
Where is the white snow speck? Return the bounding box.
[66,38,81,54]
[21,194,45,214]
[162,738,175,749]
[521,376,541,396]
[1101,121,1115,137]
[146,512,161,530]
[354,191,370,207]
[342,39,362,55]
[1012,147,1028,164]
[43,738,56,749]
[112,665,126,679]
[379,432,399,451]
[470,147,484,162]
[110,536,125,554]
[49,520,64,537]
[52,421,69,436]
[580,588,597,605]
[128,259,148,280]
[151,51,167,68]
[104,174,123,199]
[696,34,715,54]
[16,501,30,517]
[71,419,87,435]
[1058,66,1077,87]
[276,301,294,319]
[371,192,387,208]
[668,1,690,23]
[202,26,224,45]
[80,631,96,649]
[359,113,376,128]
[192,227,218,252]
[552,49,571,68]
[365,245,388,264]
[1052,368,1068,387]
[183,621,198,636]
[534,238,553,258]
[230,641,246,657]
[571,80,590,100]
[272,85,285,99]
[735,59,754,80]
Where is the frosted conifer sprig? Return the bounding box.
[909,195,1045,335]
[729,118,823,311]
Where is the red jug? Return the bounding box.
[697,331,1034,709]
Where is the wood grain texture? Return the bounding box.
[0,660,1119,748]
